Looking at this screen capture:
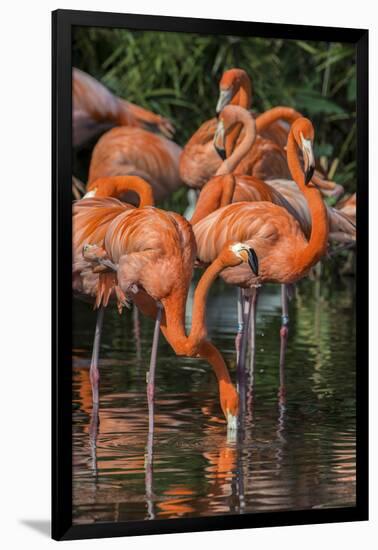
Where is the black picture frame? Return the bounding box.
[52,9,369,541]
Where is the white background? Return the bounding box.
[1,0,376,547]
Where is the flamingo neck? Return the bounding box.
[190,175,236,225]
[136,256,238,419]
[160,255,236,418]
[287,133,329,272]
[231,78,252,110]
[88,176,154,207]
[216,112,256,176]
[161,256,225,355]
[189,257,225,345]
[256,107,301,133]
[224,78,253,157]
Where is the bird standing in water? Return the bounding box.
[191,107,354,371]
[73,176,155,405]
[75,176,259,430]
[193,118,329,398]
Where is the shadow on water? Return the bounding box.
[72,275,356,524]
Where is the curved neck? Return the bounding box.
[88,176,154,207]
[160,256,226,356]
[224,79,252,155]
[231,78,252,110]
[189,257,225,345]
[287,133,329,271]
[216,112,256,176]
[256,107,302,133]
[190,175,236,225]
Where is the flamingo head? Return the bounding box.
[84,177,115,198]
[292,118,316,185]
[216,68,251,113]
[224,242,259,275]
[214,105,254,162]
[220,383,239,432]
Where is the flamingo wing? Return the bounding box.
[88,127,183,200]
[193,201,306,286]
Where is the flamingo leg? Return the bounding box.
[145,429,155,520]
[237,292,252,414]
[146,304,163,434]
[89,306,105,406]
[239,293,253,371]
[249,287,259,376]
[235,288,245,364]
[279,285,290,369]
[280,284,290,337]
[89,401,99,476]
[275,360,287,473]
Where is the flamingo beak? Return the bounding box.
[301,136,315,185]
[214,119,227,160]
[216,88,233,114]
[247,248,259,275]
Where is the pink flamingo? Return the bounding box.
[87,126,183,202]
[73,67,174,148]
[192,118,330,392]
[74,177,259,429]
[179,68,306,188]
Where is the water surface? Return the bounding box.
[72,276,356,524]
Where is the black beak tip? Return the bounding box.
[247,248,259,276]
[305,165,315,185]
[215,145,227,161]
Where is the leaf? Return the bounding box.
[294,89,345,115]
[296,40,319,55]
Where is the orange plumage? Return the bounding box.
[194,105,354,244]
[73,67,174,147]
[87,126,183,201]
[193,118,329,289]
[72,177,262,423]
[73,176,155,307]
[179,68,304,188]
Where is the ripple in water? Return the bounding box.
[72,277,356,523]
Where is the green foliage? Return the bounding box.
[73,27,357,209]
